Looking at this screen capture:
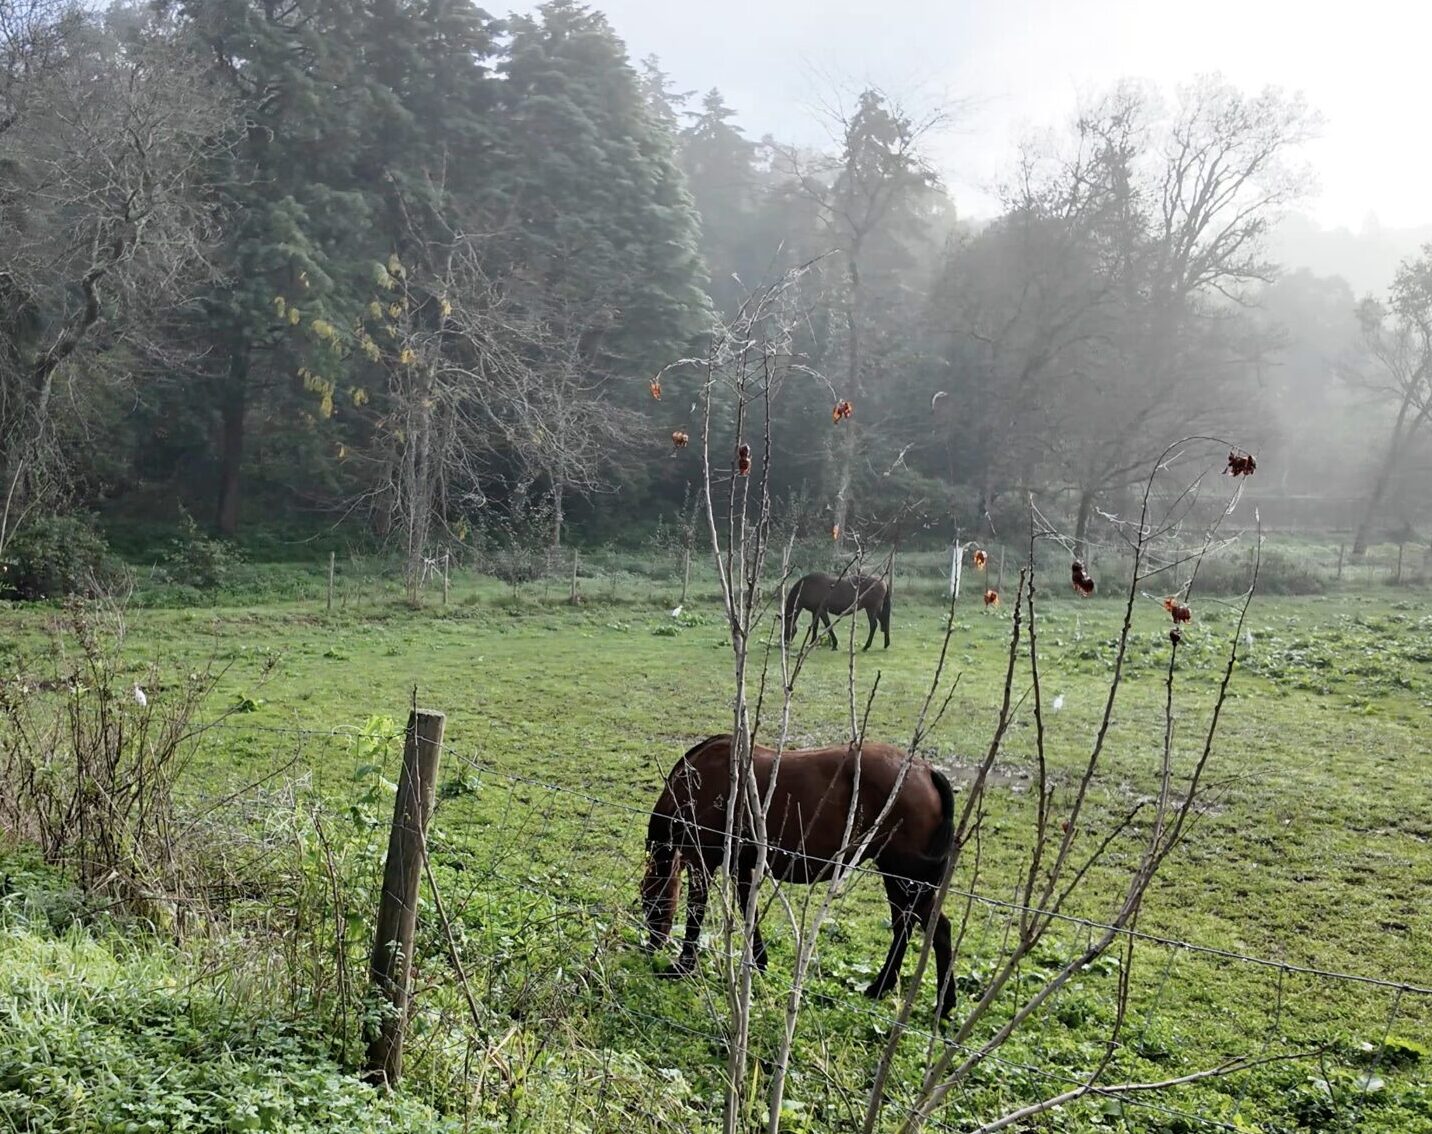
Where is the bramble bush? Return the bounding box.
[1,514,125,601]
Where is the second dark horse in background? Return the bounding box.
[783,572,892,651]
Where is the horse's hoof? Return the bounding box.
[864,980,894,1000]
[659,960,696,980]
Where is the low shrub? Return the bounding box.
[0,514,125,601]
[1194,548,1326,595]
[0,918,455,1134]
[162,507,242,589]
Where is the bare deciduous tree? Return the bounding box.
[772,86,947,545]
[339,235,634,598]
[0,4,236,548]
[681,254,1283,1134]
[937,78,1315,558]
[1345,248,1432,556]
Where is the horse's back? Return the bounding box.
[659,737,943,873]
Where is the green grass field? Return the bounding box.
[3,564,1431,1132]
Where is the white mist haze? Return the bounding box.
[568,0,1432,287]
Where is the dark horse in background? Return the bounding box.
[641,734,957,1019]
[784,572,892,651]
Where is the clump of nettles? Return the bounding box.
[163,508,241,590]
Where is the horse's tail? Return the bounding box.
[924,767,957,865]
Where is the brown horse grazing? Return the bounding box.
[641,734,957,1018]
[784,572,892,651]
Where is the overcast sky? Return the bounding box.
[533,0,1431,233]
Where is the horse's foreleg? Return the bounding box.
[866,876,916,999]
[735,869,767,971]
[666,863,708,977]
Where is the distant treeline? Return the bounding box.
[1,0,1428,575]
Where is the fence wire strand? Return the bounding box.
[181,716,1432,1133]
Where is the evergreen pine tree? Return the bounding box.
[493,1,710,378]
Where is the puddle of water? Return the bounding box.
[938,762,1032,791]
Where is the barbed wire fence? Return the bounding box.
[175,712,1432,1134]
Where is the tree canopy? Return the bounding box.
[2,0,1424,565]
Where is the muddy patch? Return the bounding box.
[934,760,1039,793]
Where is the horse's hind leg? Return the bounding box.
[735,868,768,971]
[821,609,838,649]
[666,862,708,977]
[911,887,955,1022]
[866,875,917,999]
[862,607,878,652]
[931,911,954,1020]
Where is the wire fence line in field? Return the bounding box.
[177,713,1432,1132]
[196,717,1432,1001]
[164,690,1432,1134]
[427,741,1424,1133]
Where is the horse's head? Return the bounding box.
[639,842,680,950]
[781,583,804,643]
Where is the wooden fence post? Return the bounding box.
[364,708,446,1086]
[570,549,581,604]
[1337,542,1345,581]
[327,551,335,614]
[681,545,691,605]
[442,551,450,605]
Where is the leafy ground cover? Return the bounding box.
[2,569,1430,1132]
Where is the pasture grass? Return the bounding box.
[2,564,1430,1132]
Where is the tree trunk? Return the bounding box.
[1352,399,1414,557]
[1073,487,1097,562]
[550,481,563,549]
[215,358,247,537]
[830,425,855,547]
[831,250,862,549]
